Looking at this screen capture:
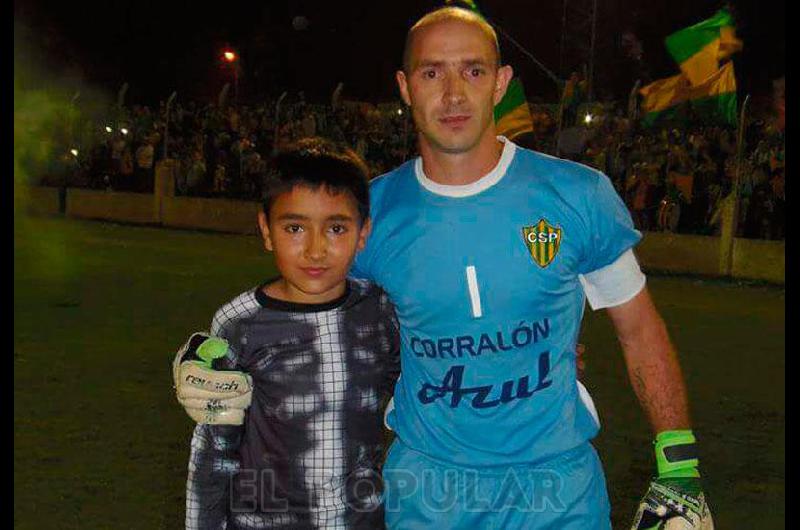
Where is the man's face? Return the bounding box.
[397,20,512,155]
[258,186,370,304]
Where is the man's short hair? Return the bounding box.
[402,6,501,73]
[263,137,370,224]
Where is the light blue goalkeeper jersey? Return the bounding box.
[351,139,641,467]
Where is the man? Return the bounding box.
[351,7,713,529]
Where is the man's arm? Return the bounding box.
[605,286,690,433]
[607,286,714,530]
[577,166,712,528]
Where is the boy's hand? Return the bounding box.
[172,332,253,425]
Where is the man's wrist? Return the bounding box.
[654,429,700,479]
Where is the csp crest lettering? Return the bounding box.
[522,219,562,268]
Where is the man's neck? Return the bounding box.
[419,133,505,186]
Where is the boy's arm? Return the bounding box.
[379,290,401,384]
[186,423,243,530]
[184,307,253,529]
[377,290,401,435]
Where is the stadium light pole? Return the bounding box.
[164,91,177,160]
[222,49,239,105]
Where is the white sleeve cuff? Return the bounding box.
[579,249,646,310]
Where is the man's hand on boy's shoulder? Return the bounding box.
[172,332,253,425]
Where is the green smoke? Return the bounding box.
[14,18,112,290]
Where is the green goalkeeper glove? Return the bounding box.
[630,430,714,530]
[172,332,253,425]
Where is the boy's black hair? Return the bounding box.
[263,137,370,224]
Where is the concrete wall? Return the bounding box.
[161,196,260,234]
[26,185,785,284]
[636,231,721,276]
[66,188,158,224]
[636,231,785,283]
[731,238,786,284]
[23,186,61,216]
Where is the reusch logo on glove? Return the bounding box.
[184,373,242,392]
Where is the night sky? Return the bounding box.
[14,0,785,106]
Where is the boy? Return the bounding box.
[173,137,400,530]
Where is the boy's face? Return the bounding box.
[258,185,370,304]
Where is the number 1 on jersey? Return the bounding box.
[465,266,483,318]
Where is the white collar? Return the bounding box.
[414,136,517,198]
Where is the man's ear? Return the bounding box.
[493,64,514,105]
[396,70,411,107]
[257,210,274,252]
[357,218,372,252]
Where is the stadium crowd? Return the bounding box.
[42,92,784,240]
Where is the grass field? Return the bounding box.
[14,217,785,529]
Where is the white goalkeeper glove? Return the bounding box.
[631,430,714,530]
[172,332,253,425]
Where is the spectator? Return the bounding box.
[135,138,155,192]
[52,91,782,239]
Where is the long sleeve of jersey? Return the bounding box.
[185,290,263,530]
[186,423,244,530]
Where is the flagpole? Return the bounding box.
[554,83,567,156]
[730,94,750,234]
[627,80,641,121]
[444,2,561,85]
[492,24,562,88]
[272,91,288,156]
[587,0,598,101]
[722,93,750,275]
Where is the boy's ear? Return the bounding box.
[357,218,372,252]
[257,211,274,252]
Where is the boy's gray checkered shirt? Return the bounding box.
[185,279,399,530]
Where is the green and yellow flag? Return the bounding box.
[562,74,587,109]
[665,9,743,86]
[639,61,737,127]
[445,0,480,12]
[494,78,534,139]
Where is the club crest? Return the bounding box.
[522,219,563,268]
